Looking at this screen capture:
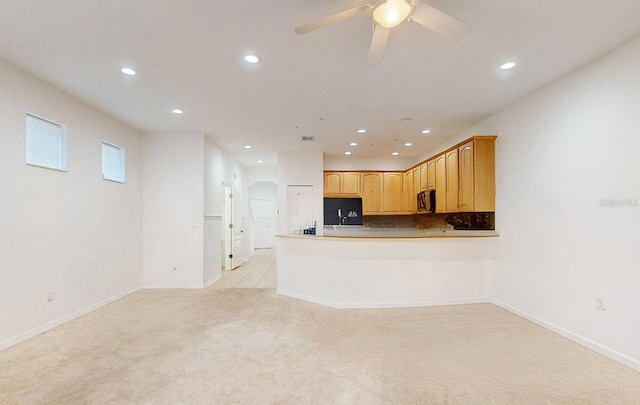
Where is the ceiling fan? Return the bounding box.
[295,0,470,65]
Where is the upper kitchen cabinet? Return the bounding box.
[435,154,447,213]
[360,171,411,215]
[457,137,496,212]
[324,135,495,215]
[382,172,404,213]
[413,166,422,212]
[446,149,459,212]
[427,160,436,190]
[323,171,361,197]
[403,170,414,213]
[361,172,382,214]
[420,162,428,191]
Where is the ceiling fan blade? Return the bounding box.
[368,23,391,66]
[295,4,373,35]
[410,2,470,42]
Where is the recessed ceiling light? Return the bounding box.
[244,55,260,63]
[344,151,352,155]
[421,129,431,134]
[400,118,413,123]
[357,129,366,134]
[257,160,263,164]
[120,67,137,76]
[392,152,399,156]
[350,142,358,146]
[171,109,184,114]
[404,142,412,147]
[500,62,516,70]
[244,145,252,149]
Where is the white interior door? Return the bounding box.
[287,185,314,234]
[231,189,243,269]
[249,200,277,248]
[222,184,232,271]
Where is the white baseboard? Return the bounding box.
[490,298,640,372]
[204,273,221,288]
[0,287,141,353]
[277,289,489,309]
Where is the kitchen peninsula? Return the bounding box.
[276,135,499,309]
[276,232,498,308]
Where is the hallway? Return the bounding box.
[211,249,277,289]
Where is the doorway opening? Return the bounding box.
[221,183,243,271]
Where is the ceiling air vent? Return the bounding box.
[301,136,314,141]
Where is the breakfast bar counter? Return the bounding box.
[276,230,499,309]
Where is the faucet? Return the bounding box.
[337,209,346,226]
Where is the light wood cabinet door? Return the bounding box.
[362,173,382,214]
[404,170,414,212]
[412,167,420,212]
[323,171,361,196]
[472,138,496,212]
[342,172,360,194]
[427,160,436,189]
[446,150,459,212]
[435,154,447,213]
[382,172,403,212]
[458,142,474,212]
[324,172,341,195]
[420,163,428,191]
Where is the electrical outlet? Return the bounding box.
[596,298,605,311]
[48,290,54,302]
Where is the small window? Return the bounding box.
[25,114,67,171]
[101,141,125,183]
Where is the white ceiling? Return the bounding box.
[1,1,640,167]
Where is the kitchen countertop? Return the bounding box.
[280,226,498,239]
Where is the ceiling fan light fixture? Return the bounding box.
[373,0,411,28]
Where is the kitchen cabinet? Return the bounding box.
[446,149,459,212]
[403,170,414,212]
[412,167,420,211]
[420,163,428,191]
[458,142,474,211]
[323,172,360,197]
[361,173,382,214]
[427,160,435,189]
[361,171,410,215]
[435,154,447,213]
[323,135,495,216]
[382,172,403,212]
[457,137,496,212]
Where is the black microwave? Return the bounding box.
[417,190,436,213]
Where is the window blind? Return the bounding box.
[102,141,125,183]
[25,114,67,171]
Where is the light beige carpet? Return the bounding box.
[1,288,639,404]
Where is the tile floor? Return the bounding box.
[210,248,277,289]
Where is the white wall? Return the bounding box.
[204,137,243,216]
[449,36,640,368]
[0,59,143,350]
[277,152,324,235]
[323,156,414,171]
[142,133,204,289]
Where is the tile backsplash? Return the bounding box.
[363,212,495,230]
